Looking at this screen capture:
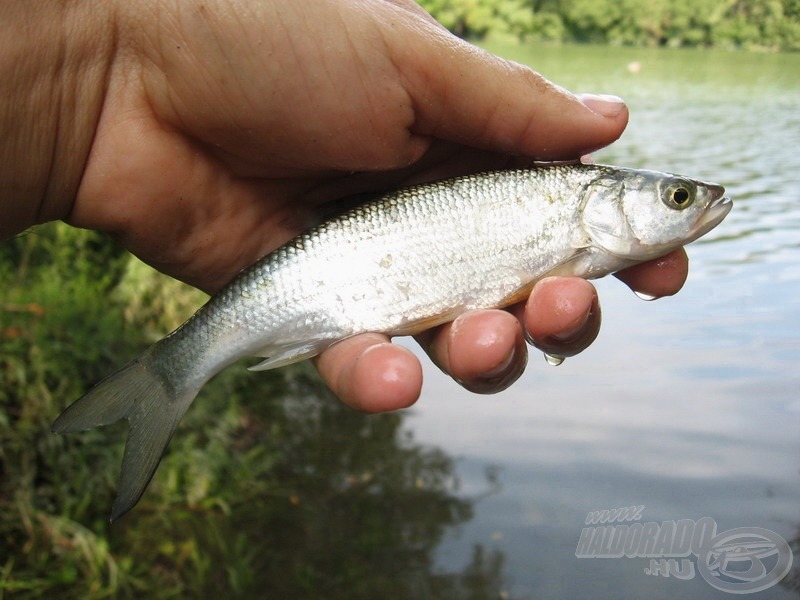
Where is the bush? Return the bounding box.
[417,0,800,50]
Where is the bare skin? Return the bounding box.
[0,0,688,413]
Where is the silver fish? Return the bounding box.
[52,164,731,520]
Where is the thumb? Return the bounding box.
[391,24,628,159]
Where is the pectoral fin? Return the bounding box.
[498,249,597,307]
[389,307,466,337]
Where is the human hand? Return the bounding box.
[3,0,688,412]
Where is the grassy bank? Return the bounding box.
[0,225,508,598]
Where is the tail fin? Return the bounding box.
[52,349,199,521]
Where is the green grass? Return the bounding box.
[0,224,510,599]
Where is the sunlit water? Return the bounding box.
[403,43,800,599]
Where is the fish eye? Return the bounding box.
[673,187,690,204]
[662,181,695,210]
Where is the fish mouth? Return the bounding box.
[693,184,732,238]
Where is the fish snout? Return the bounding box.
[707,182,726,202]
[695,186,732,236]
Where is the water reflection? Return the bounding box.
[112,366,513,598]
[410,42,800,599]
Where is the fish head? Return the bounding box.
[581,167,732,261]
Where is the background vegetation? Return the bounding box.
[0,225,509,598]
[419,0,800,50]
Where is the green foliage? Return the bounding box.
[418,0,800,50]
[1,224,511,598]
[422,0,535,39]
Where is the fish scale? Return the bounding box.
[51,163,731,520]
[221,167,589,345]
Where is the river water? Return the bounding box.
[403,42,800,599]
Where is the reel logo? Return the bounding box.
[575,506,793,594]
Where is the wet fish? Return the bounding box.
[52,163,731,520]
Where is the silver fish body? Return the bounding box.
[52,164,731,520]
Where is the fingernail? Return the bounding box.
[457,344,528,395]
[482,346,517,379]
[578,93,626,118]
[548,309,591,344]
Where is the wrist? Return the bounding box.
[0,0,117,239]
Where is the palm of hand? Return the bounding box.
[66,0,685,411]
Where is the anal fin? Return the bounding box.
[249,342,327,371]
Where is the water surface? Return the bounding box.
[404,42,800,599]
